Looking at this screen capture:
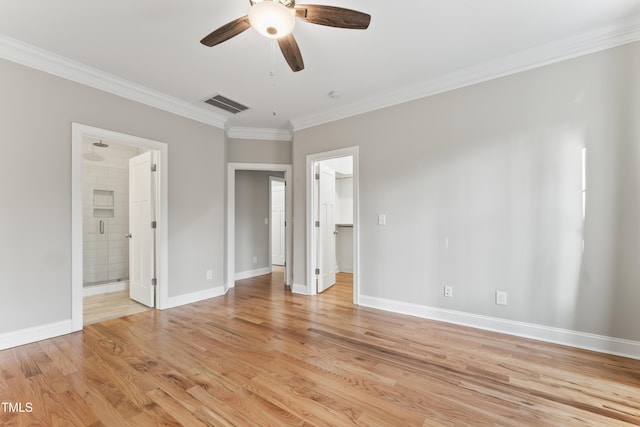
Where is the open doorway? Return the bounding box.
[81,138,155,324]
[233,170,284,280]
[227,163,292,290]
[306,147,359,303]
[71,123,169,331]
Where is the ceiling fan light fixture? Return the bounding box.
[249,1,296,39]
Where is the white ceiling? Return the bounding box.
[1,0,639,139]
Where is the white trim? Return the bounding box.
[162,286,226,310]
[226,126,292,141]
[4,20,639,138]
[290,18,640,131]
[83,281,129,297]
[0,321,74,351]
[227,163,292,289]
[359,295,640,361]
[305,148,360,303]
[72,123,170,330]
[235,267,272,281]
[291,283,311,295]
[0,35,226,129]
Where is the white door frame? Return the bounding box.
[227,163,292,288]
[269,176,286,267]
[306,147,359,303]
[71,123,169,331]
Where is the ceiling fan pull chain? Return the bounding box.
[270,39,277,77]
[270,40,278,116]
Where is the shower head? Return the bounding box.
[93,140,109,148]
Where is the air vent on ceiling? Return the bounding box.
[204,94,249,114]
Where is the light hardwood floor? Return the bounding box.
[84,290,153,326]
[1,271,640,425]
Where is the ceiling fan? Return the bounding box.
[200,0,371,72]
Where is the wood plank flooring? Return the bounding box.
[84,290,153,326]
[2,271,640,426]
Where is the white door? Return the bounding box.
[317,163,337,293]
[129,151,155,307]
[271,178,286,265]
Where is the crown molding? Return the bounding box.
[0,35,227,129]
[226,125,293,141]
[3,14,639,138]
[290,17,640,131]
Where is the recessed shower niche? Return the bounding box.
[93,189,114,218]
[82,138,143,293]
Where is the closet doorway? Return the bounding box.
[306,147,359,303]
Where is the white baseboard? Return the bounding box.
[0,320,74,351]
[83,281,129,296]
[235,267,271,281]
[160,286,226,310]
[338,267,353,274]
[359,295,640,361]
[291,283,311,295]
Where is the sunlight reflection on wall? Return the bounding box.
[428,127,585,327]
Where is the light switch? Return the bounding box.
[496,291,508,305]
[378,214,386,226]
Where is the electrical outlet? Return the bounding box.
[378,214,386,225]
[496,291,507,305]
[252,256,257,264]
[444,286,453,298]
[206,270,213,280]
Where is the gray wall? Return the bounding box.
[292,42,640,341]
[235,170,284,274]
[0,58,225,333]
[228,138,292,164]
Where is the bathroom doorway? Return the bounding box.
[71,123,169,330]
[81,138,152,323]
[82,138,138,293]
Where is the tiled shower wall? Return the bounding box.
[83,140,141,286]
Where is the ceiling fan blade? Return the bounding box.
[295,5,371,29]
[200,16,251,47]
[277,34,305,72]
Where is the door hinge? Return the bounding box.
[151,164,157,172]
[315,268,320,275]
[315,173,320,180]
[151,221,157,229]
[151,278,157,287]
[315,221,320,228]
